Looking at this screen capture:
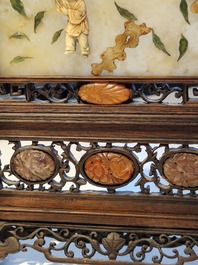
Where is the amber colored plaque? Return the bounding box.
[78,82,131,104]
[84,152,134,186]
[163,153,198,188]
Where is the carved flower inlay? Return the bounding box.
[11,149,56,182]
[84,152,134,185]
[163,153,198,188]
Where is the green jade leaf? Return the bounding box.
[34,11,46,33]
[114,2,138,21]
[152,29,171,56]
[9,32,30,41]
[177,34,188,61]
[180,0,190,24]
[51,29,64,44]
[10,56,33,64]
[10,0,27,18]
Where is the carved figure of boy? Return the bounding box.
[56,0,90,57]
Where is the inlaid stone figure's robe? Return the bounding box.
[56,0,90,56]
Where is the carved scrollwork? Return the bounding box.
[1,141,198,195]
[0,223,198,264]
[10,84,23,96]
[0,237,21,259]
[30,83,76,103]
[0,81,196,104]
[137,83,183,103]
[129,144,198,196]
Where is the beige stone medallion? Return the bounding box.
[163,153,198,188]
[78,82,131,105]
[11,149,56,182]
[84,152,134,186]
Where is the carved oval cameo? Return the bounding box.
[78,82,130,105]
[84,152,134,185]
[163,153,198,188]
[11,149,56,183]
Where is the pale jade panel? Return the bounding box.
[0,0,198,76]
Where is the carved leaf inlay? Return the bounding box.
[84,152,134,185]
[163,153,198,188]
[78,82,130,105]
[11,149,56,182]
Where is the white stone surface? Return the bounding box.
[0,0,198,76]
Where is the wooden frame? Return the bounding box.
[1,0,198,77]
[0,76,198,264]
[1,1,198,262]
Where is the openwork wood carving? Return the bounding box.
[1,81,197,104]
[0,223,198,265]
[1,141,198,195]
[0,78,198,265]
[0,236,20,260]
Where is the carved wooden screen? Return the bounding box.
[1,0,198,264]
[0,76,198,265]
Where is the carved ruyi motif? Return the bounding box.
[1,141,198,195]
[1,82,197,104]
[91,21,151,76]
[0,223,198,264]
[84,152,134,186]
[78,82,131,105]
[163,152,198,188]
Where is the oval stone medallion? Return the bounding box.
[163,152,198,188]
[11,149,56,183]
[78,82,131,105]
[84,152,134,186]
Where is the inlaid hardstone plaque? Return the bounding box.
[0,0,198,76]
